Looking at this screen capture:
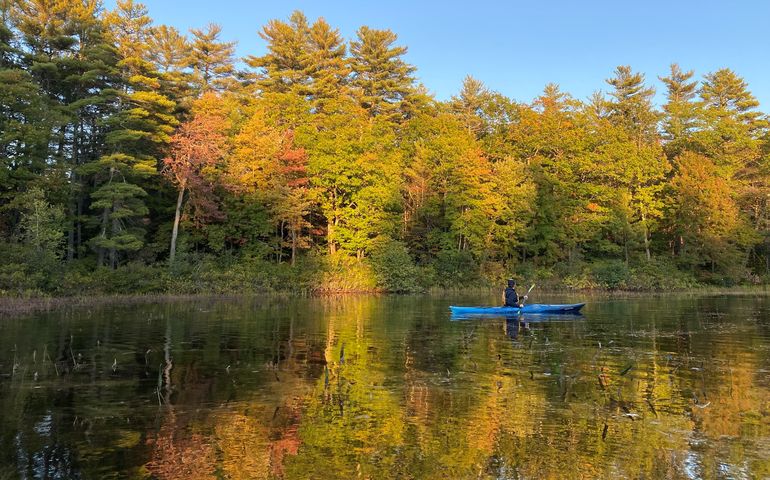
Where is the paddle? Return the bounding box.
[520,284,536,306]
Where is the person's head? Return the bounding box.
[507,279,516,288]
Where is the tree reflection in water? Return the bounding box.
[0,294,768,478]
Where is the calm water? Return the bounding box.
[0,294,769,479]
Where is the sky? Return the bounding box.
[106,0,770,108]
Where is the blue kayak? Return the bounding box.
[449,303,585,315]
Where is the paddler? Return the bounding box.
[503,279,527,307]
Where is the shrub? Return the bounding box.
[432,250,481,287]
[370,240,422,293]
[0,243,48,296]
[317,254,377,293]
[590,260,630,290]
[562,271,598,290]
[94,263,171,295]
[562,260,629,290]
[627,259,699,290]
[480,261,506,286]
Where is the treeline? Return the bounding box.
[2,1,769,295]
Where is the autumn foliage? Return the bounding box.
[2,2,770,293]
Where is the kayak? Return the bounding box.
[449,303,585,315]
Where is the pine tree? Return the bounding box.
[187,23,235,93]
[660,63,698,104]
[605,65,658,144]
[349,26,416,121]
[147,25,192,103]
[12,0,123,260]
[602,66,668,262]
[246,10,310,96]
[95,0,177,267]
[305,17,348,111]
[701,68,760,121]
[659,63,700,158]
[147,24,187,73]
[696,69,765,174]
[0,4,50,236]
[450,75,490,137]
[698,68,767,268]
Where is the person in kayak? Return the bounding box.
[504,279,527,307]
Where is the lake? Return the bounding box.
[1,293,769,479]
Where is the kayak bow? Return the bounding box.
[449,303,585,315]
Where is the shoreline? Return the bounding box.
[2,285,770,317]
[0,293,258,317]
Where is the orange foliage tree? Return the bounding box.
[162,109,228,263]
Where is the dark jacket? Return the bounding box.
[504,287,519,307]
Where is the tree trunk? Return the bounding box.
[97,206,109,267]
[109,210,118,269]
[291,228,297,266]
[69,122,80,261]
[67,203,75,261]
[641,213,651,261]
[327,218,336,255]
[67,167,77,261]
[624,233,629,266]
[169,185,185,264]
[76,196,83,257]
[328,190,338,255]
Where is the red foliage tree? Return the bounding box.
[163,111,227,262]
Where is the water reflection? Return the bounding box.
[0,295,769,478]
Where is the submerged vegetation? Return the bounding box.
[2,1,770,296]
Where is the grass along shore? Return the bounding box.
[3,285,770,317]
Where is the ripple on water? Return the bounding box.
[1,294,769,478]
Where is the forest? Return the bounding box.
[2,0,770,296]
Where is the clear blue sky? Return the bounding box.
[108,0,770,108]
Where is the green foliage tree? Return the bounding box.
[305,17,348,111]
[450,75,491,137]
[300,98,401,257]
[3,5,770,293]
[0,5,50,236]
[12,0,124,262]
[247,10,311,96]
[659,63,700,159]
[401,110,501,260]
[512,85,598,264]
[667,151,756,277]
[602,65,669,261]
[349,26,416,121]
[147,25,193,104]
[18,187,65,257]
[187,23,235,93]
[95,0,176,268]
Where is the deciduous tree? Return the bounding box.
[163,103,227,263]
